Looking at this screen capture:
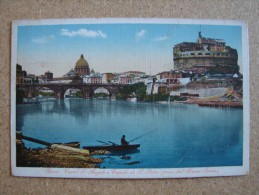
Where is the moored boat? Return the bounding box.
[54,141,80,148]
[83,144,140,152]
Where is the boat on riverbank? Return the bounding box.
[83,144,140,152]
[54,141,80,148]
[23,98,40,104]
[127,97,137,102]
[198,101,243,108]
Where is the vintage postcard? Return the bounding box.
[11,18,249,178]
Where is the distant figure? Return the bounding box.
[121,135,129,145]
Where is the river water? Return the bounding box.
[16,98,243,169]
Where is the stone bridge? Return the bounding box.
[17,83,126,99]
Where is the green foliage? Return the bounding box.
[38,91,54,96]
[169,96,188,101]
[135,84,147,101]
[75,91,83,97]
[116,82,147,100]
[143,95,187,102]
[94,92,109,98]
[16,89,26,104]
[144,94,170,102]
[116,82,188,102]
[116,93,126,100]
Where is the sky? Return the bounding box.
[16,22,243,77]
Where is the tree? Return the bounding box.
[135,83,147,101]
[16,89,26,104]
[116,82,147,100]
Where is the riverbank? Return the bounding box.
[185,96,243,108]
[16,140,103,168]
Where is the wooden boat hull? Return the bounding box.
[83,144,140,152]
[54,142,80,148]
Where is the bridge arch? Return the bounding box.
[37,87,55,97]
[92,86,113,98]
[31,85,61,99]
[63,87,84,98]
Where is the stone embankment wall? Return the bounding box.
[187,80,229,89]
[170,87,227,97]
[174,56,238,71]
[170,81,229,97]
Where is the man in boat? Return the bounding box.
[121,135,129,145]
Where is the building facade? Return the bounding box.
[102,73,116,83]
[118,76,132,84]
[157,70,192,85]
[45,71,53,79]
[16,64,27,84]
[83,74,102,84]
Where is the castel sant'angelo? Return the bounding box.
[173,32,239,74]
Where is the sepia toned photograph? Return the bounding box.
[11,18,249,178]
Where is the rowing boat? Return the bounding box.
[83,144,140,152]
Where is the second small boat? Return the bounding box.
[83,144,140,152]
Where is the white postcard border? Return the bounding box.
[11,18,249,179]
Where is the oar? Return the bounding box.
[17,132,51,146]
[108,141,118,146]
[128,130,156,143]
[97,140,111,145]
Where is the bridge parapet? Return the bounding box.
[17,83,126,99]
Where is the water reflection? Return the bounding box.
[16,99,243,168]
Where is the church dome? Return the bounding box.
[75,54,89,68]
[74,54,90,76]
